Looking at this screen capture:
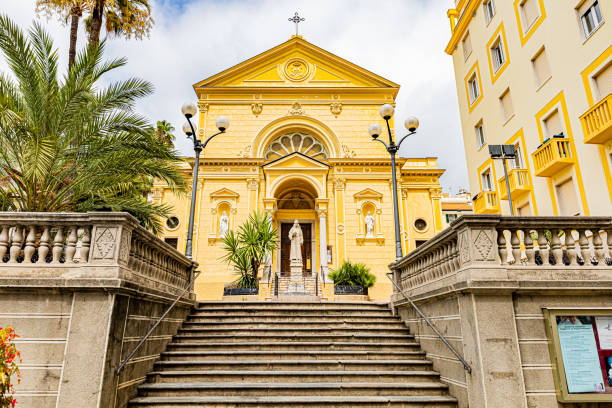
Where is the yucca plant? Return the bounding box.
[329,261,376,288]
[221,211,278,288]
[0,15,185,233]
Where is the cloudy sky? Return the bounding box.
[1,0,468,191]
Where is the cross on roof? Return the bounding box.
[288,12,305,36]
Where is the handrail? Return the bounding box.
[387,272,472,374]
[116,268,200,376]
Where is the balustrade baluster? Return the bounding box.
[565,229,577,265]
[510,229,521,264]
[537,229,549,265]
[551,229,563,265]
[578,229,590,264]
[452,239,460,270]
[497,230,507,264]
[524,230,535,265]
[593,230,605,264]
[24,225,37,263]
[65,226,78,263]
[79,227,90,263]
[38,227,50,264]
[9,226,23,263]
[0,226,8,262]
[52,227,64,263]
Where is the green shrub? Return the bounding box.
[329,261,376,288]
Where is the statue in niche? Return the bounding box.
[288,220,303,263]
[365,211,375,238]
[219,211,229,238]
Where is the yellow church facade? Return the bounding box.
[153,37,444,301]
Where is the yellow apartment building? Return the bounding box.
[446,0,612,216]
[153,36,445,300]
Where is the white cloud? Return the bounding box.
[0,0,468,192]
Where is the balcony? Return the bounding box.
[532,137,574,177]
[498,168,531,200]
[580,93,612,144]
[473,191,500,214]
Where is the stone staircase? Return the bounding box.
[128,301,457,407]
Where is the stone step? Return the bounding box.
[195,302,387,311]
[146,370,445,384]
[153,359,433,372]
[172,333,415,344]
[186,314,399,323]
[160,350,426,361]
[128,395,457,407]
[176,327,409,336]
[166,341,423,352]
[190,308,392,317]
[180,321,407,330]
[137,381,449,397]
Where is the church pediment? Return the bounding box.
[193,37,399,90]
[353,188,383,201]
[262,152,329,171]
[210,188,240,200]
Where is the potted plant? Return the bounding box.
[329,261,376,296]
[221,211,278,296]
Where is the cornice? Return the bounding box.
[445,0,481,55]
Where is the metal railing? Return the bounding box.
[387,272,472,374]
[116,268,200,376]
[273,272,279,297]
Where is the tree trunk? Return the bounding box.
[88,0,106,46]
[68,13,79,69]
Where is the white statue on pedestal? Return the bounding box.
[288,220,303,263]
[219,211,229,238]
[365,211,375,238]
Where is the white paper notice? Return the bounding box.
[595,317,612,349]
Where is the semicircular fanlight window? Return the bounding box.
[264,132,329,161]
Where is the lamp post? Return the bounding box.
[181,102,229,260]
[368,104,419,260]
[488,144,516,216]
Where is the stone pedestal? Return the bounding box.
[285,260,306,294]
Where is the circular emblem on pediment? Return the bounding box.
[284,58,309,81]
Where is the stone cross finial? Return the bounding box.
[288,12,305,36]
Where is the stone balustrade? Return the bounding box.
[389,215,612,408]
[392,215,612,293]
[0,212,196,296]
[0,212,197,408]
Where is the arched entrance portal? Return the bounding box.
[274,178,318,277]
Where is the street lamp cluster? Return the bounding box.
[181,102,230,260]
[179,100,418,262]
[368,104,419,260]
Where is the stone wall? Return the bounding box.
[0,212,196,408]
[390,215,612,408]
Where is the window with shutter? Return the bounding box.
[532,48,551,87]
[594,61,612,101]
[544,110,563,138]
[580,1,603,38]
[521,0,540,30]
[500,90,514,121]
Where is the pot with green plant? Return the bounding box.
[329,261,376,296]
[220,211,278,296]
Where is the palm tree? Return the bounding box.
[36,0,93,68]
[0,15,185,233]
[88,0,153,46]
[36,0,153,68]
[221,211,279,287]
[155,120,175,147]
